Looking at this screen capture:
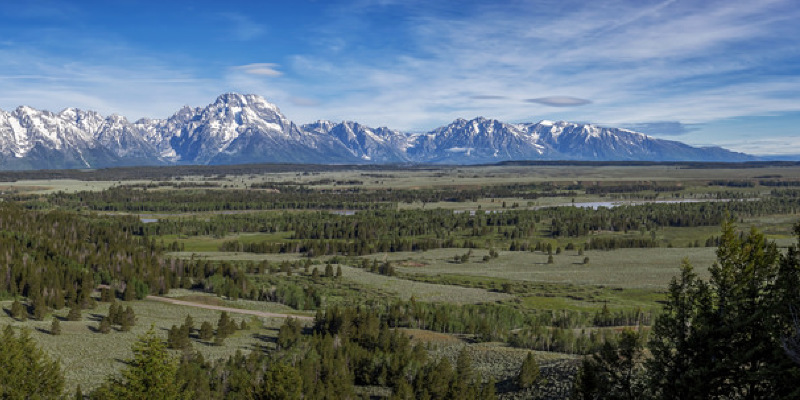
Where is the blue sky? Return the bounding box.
[1,0,799,155]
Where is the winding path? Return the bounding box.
[146,295,314,321]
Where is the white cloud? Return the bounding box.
[234,63,283,77]
[0,0,798,155]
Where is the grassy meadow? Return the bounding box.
[1,162,799,398]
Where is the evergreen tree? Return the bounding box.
[517,352,540,389]
[199,321,214,341]
[0,325,64,398]
[33,295,48,320]
[216,311,236,338]
[570,358,601,400]
[93,326,189,400]
[646,259,714,399]
[183,314,194,335]
[10,299,26,321]
[571,329,645,400]
[257,362,303,400]
[51,317,62,336]
[67,306,81,321]
[99,316,111,334]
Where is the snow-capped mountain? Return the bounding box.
[0,93,754,170]
[408,117,545,163]
[301,120,412,163]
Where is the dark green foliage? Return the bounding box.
[517,352,540,389]
[51,317,61,336]
[67,306,81,321]
[0,204,189,310]
[257,362,303,400]
[93,327,189,399]
[199,321,214,341]
[277,317,302,350]
[183,314,194,334]
[120,306,136,332]
[0,325,64,398]
[571,329,645,400]
[215,311,236,339]
[167,324,191,351]
[99,317,111,334]
[33,295,48,320]
[10,299,26,321]
[645,220,800,399]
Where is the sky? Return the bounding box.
[0,0,799,155]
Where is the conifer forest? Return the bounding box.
[1,162,800,399]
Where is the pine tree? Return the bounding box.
[0,325,64,397]
[51,317,62,336]
[123,284,135,301]
[199,321,214,341]
[121,306,136,332]
[67,306,81,321]
[183,314,194,335]
[32,295,47,321]
[257,362,303,400]
[95,326,189,399]
[10,299,26,321]
[99,316,111,334]
[646,259,714,399]
[516,352,540,389]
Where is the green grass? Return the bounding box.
[323,265,514,304]
[362,247,716,289]
[158,232,294,252]
[0,298,291,393]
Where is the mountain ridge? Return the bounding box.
[0,93,755,170]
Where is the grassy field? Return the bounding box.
[362,247,716,289]
[335,264,514,304]
[0,298,293,393]
[2,163,799,399]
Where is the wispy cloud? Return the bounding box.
[266,0,800,136]
[622,121,701,136]
[233,63,282,77]
[0,0,798,154]
[470,95,507,100]
[525,97,592,107]
[0,47,220,119]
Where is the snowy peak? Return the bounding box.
[302,120,412,163]
[0,94,755,170]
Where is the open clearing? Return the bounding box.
[0,298,293,392]
[364,247,716,289]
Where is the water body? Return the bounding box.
[568,198,737,210]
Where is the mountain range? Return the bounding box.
[0,93,753,170]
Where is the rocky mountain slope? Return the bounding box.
[0,93,754,169]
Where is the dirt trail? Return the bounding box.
[146,295,314,321]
